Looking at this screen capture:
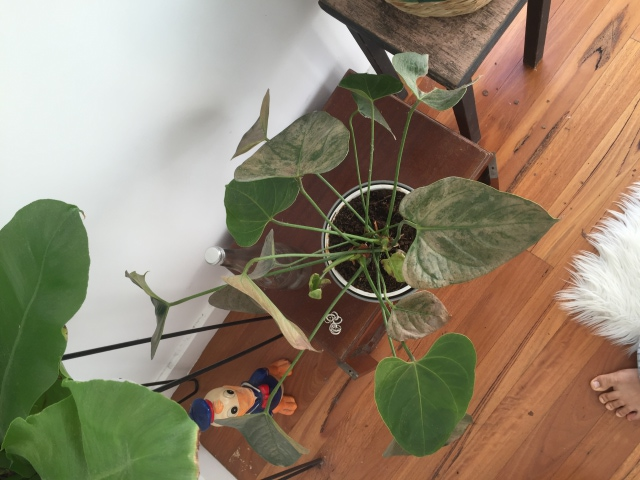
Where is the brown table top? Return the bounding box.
[264,76,494,361]
[319,0,527,87]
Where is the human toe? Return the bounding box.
[616,405,635,418]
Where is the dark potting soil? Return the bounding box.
[327,188,416,294]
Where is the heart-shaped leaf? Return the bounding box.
[232,89,270,158]
[223,275,318,352]
[124,271,171,359]
[375,333,475,456]
[400,177,557,288]
[3,380,199,479]
[387,290,450,341]
[391,52,469,111]
[225,178,299,247]
[217,414,308,467]
[208,285,266,314]
[0,200,89,440]
[339,74,403,137]
[382,413,473,457]
[234,111,349,181]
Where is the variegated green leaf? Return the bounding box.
[400,177,557,288]
[232,90,270,158]
[217,414,308,467]
[234,111,349,181]
[387,290,450,341]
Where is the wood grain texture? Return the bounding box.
[176,1,640,478]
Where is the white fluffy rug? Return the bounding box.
[557,182,640,355]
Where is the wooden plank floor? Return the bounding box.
[173,0,640,477]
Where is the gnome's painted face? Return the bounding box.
[204,386,256,427]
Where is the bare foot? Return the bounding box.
[591,369,640,421]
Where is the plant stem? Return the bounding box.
[315,173,372,232]
[385,101,420,231]
[169,284,227,306]
[264,265,365,413]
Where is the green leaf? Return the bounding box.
[375,333,476,456]
[29,365,71,416]
[217,414,308,467]
[3,396,88,479]
[225,178,299,247]
[391,52,469,111]
[387,290,450,341]
[124,271,171,359]
[232,89,270,159]
[339,74,403,138]
[67,380,199,479]
[223,275,318,352]
[381,251,406,283]
[400,177,557,288]
[339,73,404,100]
[382,413,472,457]
[249,230,276,279]
[4,380,199,479]
[208,285,266,314]
[0,200,89,440]
[234,111,350,181]
[308,273,330,300]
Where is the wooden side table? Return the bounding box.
[264,76,496,379]
[318,0,551,142]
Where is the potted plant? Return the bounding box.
[0,200,200,479]
[127,53,556,466]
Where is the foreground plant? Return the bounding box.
[0,200,199,479]
[129,53,556,465]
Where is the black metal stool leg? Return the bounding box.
[524,0,551,68]
[452,86,481,142]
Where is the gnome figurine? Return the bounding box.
[189,359,297,431]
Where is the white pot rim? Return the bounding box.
[322,181,414,303]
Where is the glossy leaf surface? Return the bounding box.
[375,333,475,456]
[232,89,270,158]
[124,271,171,359]
[0,200,89,440]
[225,178,299,247]
[400,177,557,288]
[217,414,308,467]
[223,275,317,352]
[387,290,450,341]
[234,111,349,181]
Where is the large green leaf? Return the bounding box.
[387,290,450,341]
[223,274,317,352]
[233,111,349,181]
[4,380,199,479]
[400,177,557,288]
[29,365,71,416]
[375,333,475,456]
[124,271,171,359]
[232,89,270,159]
[3,396,88,479]
[0,200,89,440]
[225,178,299,247]
[391,52,469,111]
[217,414,308,467]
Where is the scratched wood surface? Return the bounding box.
[174,0,640,477]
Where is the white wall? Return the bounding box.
[0,2,368,478]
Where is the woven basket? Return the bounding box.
[385,0,493,17]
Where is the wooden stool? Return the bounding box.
[318,0,551,142]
